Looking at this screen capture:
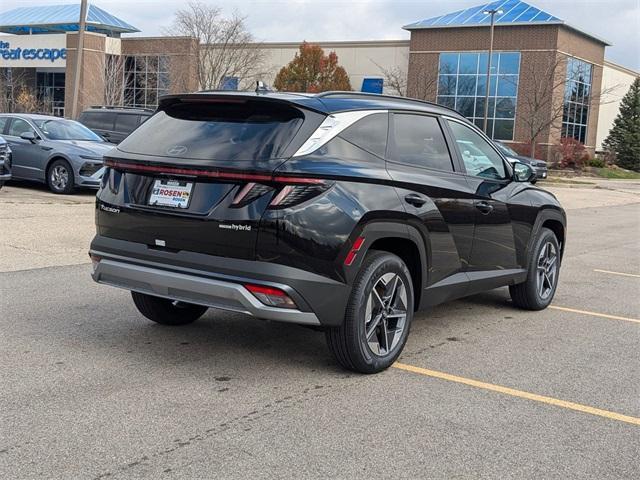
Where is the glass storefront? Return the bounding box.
[123,55,170,108]
[36,71,65,116]
[436,51,521,141]
[562,57,592,144]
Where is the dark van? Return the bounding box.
[79,106,153,144]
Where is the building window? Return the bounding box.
[123,55,170,108]
[562,57,592,144]
[436,51,520,141]
[36,71,65,116]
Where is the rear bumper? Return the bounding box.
[92,258,321,325]
[89,235,350,326]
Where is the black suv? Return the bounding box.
[90,92,566,373]
[79,106,153,144]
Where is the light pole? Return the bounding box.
[71,0,88,119]
[482,8,503,136]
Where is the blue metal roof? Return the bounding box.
[404,1,562,29]
[403,0,611,45]
[0,3,139,35]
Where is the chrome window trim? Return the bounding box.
[292,110,387,157]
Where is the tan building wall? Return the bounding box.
[64,32,107,117]
[201,40,410,93]
[597,61,639,150]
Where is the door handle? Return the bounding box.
[404,193,427,207]
[475,200,494,214]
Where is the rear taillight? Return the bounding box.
[245,284,297,309]
[268,183,331,209]
[104,159,332,209]
[230,178,331,209]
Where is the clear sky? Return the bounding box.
[4,0,640,70]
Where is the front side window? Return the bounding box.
[436,51,520,141]
[447,120,507,180]
[8,118,35,137]
[389,114,453,172]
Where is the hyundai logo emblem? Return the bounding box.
[166,145,188,156]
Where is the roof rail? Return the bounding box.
[89,105,155,112]
[315,91,461,115]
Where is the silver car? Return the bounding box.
[0,114,114,194]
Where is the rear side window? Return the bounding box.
[81,112,115,130]
[8,118,35,137]
[115,114,140,133]
[339,113,388,158]
[389,114,453,172]
[118,100,305,161]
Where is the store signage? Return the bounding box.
[0,40,66,62]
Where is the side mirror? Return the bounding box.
[20,131,37,143]
[513,162,536,183]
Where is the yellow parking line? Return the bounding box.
[549,306,640,324]
[594,269,640,278]
[393,362,640,426]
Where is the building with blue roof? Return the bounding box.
[403,0,614,157]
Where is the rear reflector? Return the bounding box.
[244,284,297,309]
[344,236,366,266]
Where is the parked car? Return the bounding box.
[495,141,548,183]
[0,114,114,194]
[78,106,153,144]
[89,91,566,374]
[0,136,11,190]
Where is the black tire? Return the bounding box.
[510,227,561,310]
[326,251,414,374]
[47,158,75,194]
[131,291,208,326]
[0,181,4,190]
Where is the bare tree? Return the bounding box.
[518,54,619,156]
[164,1,267,90]
[103,54,125,106]
[374,56,437,99]
[0,68,32,112]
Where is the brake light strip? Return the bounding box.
[104,159,325,185]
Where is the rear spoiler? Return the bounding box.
[158,92,330,115]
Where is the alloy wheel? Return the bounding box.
[364,272,408,356]
[50,165,69,191]
[537,241,558,300]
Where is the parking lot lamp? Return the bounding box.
[482,8,503,136]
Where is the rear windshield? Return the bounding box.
[117,100,305,161]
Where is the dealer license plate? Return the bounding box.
[148,179,193,208]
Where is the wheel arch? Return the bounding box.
[529,208,567,263]
[354,221,428,311]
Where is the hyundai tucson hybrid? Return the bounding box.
[0,114,112,194]
[90,91,565,374]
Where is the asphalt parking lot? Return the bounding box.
[1,179,639,479]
